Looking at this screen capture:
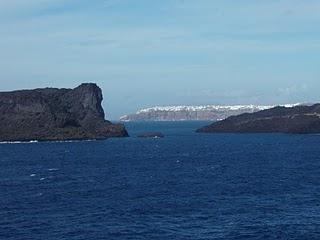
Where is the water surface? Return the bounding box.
[1,122,320,239]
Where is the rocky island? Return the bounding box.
[0,83,128,141]
[197,104,320,134]
[137,132,164,138]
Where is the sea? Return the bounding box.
[1,121,320,240]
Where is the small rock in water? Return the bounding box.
[137,132,164,138]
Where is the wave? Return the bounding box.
[0,140,39,144]
[0,139,98,145]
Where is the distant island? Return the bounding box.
[0,83,128,142]
[197,103,320,134]
[120,104,299,122]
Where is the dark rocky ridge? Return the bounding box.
[197,104,320,134]
[0,83,128,141]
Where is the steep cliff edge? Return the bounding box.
[120,105,275,122]
[197,104,320,134]
[0,83,128,141]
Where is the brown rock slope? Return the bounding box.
[0,83,128,141]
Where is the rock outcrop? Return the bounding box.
[137,132,164,138]
[197,104,320,134]
[0,83,128,141]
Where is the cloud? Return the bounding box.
[1,0,319,55]
[278,84,308,96]
[177,89,262,105]
[0,0,67,15]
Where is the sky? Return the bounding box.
[0,0,319,119]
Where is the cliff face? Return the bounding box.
[120,105,274,122]
[197,104,320,134]
[0,83,128,141]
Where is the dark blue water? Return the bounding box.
[1,122,320,240]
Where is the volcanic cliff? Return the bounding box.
[0,83,128,141]
[197,104,320,134]
[120,105,274,122]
